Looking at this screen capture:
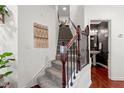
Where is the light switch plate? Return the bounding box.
[118,34,123,38]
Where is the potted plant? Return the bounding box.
[0,5,9,23]
[0,52,15,88]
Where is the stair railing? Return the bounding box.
[69,18,77,30]
[59,23,81,88]
[59,18,89,88]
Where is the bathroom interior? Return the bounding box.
[90,20,109,68]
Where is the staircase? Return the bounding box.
[36,25,74,88]
[33,19,89,88]
[37,60,62,88]
[56,25,73,59]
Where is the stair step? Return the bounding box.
[45,67,62,87]
[35,25,77,88]
[51,60,75,71]
[37,75,60,88]
[59,26,73,39]
[51,60,76,81]
[51,60,62,70]
[56,54,61,60]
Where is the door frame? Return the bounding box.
[89,19,112,79]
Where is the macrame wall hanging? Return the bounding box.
[34,23,48,48]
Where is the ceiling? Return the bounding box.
[58,5,70,17]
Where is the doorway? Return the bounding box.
[89,20,111,79]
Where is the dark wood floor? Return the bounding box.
[90,65,124,88]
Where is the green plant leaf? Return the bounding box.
[0,59,15,66]
[0,52,15,76]
[3,71,13,77]
[0,54,5,59]
[7,58,16,61]
[2,52,13,57]
[0,5,9,16]
[0,60,6,65]
[0,65,10,69]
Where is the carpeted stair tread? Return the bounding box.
[38,75,60,88]
[59,26,73,40]
[51,60,75,71]
[45,67,62,87]
[51,60,62,66]
[45,67,62,79]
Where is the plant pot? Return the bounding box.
[0,74,4,88]
[0,13,4,24]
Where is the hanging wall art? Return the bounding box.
[34,23,48,48]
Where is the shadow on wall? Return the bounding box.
[1,8,17,52]
[0,7,18,88]
[4,8,17,40]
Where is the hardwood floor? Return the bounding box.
[90,65,124,88]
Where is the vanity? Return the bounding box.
[90,51,100,66]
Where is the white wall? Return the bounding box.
[71,63,91,88]
[0,6,18,87]
[70,5,85,35]
[84,5,124,80]
[55,6,59,47]
[18,5,58,87]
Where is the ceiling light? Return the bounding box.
[63,7,67,11]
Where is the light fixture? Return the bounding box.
[92,30,98,33]
[63,7,67,11]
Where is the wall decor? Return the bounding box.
[0,14,4,24]
[34,23,48,48]
[0,5,9,24]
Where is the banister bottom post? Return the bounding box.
[62,61,66,88]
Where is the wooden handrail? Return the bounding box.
[69,18,77,30]
[66,25,81,48]
[66,34,78,48]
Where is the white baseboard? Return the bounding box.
[96,62,108,69]
[23,80,38,88]
[111,77,124,81]
[88,80,92,88]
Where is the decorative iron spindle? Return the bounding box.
[70,46,73,86]
[87,36,89,64]
[73,43,76,79]
[66,50,69,88]
[76,39,78,73]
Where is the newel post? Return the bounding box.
[60,42,67,88]
[76,25,81,72]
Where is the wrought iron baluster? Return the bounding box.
[73,42,76,79]
[66,50,69,88]
[76,39,78,73]
[70,46,73,86]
